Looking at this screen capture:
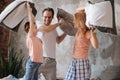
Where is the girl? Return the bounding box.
[24,2,62,80]
[0,2,62,80]
[65,8,98,80]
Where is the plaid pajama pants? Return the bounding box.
[65,58,91,80]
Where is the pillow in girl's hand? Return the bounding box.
[0,0,37,32]
[85,1,113,28]
[57,8,77,36]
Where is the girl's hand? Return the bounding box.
[26,2,30,7]
[90,25,98,49]
[89,24,95,32]
[26,2,32,11]
[89,25,96,41]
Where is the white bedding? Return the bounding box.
[85,1,113,28]
[0,0,36,31]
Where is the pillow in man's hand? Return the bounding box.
[57,8,77,36]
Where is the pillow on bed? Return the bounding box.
[85,1,113,28]
[57,8,77,36]
[0,0,37,32]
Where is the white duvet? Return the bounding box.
[0,0,36,31]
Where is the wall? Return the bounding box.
[0,26,9,59]
[0,0,13,59]
[115,0,120,34]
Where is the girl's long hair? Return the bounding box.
[74,9,89,35]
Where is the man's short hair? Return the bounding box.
[42,7,54,17]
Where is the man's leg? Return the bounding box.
[39,57,56,80]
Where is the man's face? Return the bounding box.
[42,11,53,26]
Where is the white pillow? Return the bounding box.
[0,0,36,31]
[85,1,113,28]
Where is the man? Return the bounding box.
[37,7,66,80]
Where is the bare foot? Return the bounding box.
[0,75,11,80]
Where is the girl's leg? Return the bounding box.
[33,63,41,80]
[75,59,91,80]
[24,59,35,80]
[9,75,19,80]
[65,59,76,80]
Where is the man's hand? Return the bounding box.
[58,17,64,25]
